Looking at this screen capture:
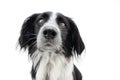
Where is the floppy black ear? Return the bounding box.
[67,17,85,55]
[19,14,39,50]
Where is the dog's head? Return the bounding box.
[19,11,85,57]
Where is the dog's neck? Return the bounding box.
[31,50,74,80]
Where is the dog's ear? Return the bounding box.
[67,17,85,55]
[19,14,39,50]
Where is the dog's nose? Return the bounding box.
[43,29,57,39]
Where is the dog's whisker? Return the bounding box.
[23,34,37,36]
[21,37,36,46]
[29,41,37,48]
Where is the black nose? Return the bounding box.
[43,29,57,39]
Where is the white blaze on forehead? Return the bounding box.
[43,12,58,29]
[50,12,57,21]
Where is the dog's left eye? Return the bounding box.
[59,22,66,28]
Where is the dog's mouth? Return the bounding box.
[37,36,60,51]
[44,42,53,47]
[42,39,55,47]
[43,39,55,46]
[37,42,55,51]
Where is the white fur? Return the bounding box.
[31,50,74,80]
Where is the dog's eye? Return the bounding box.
[59,22,66,28]
[38,18,45,24]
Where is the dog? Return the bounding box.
[18,11,85,80]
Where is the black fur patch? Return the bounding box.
[73,65,82,80]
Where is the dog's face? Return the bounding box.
[36,12,66,51]
[19,11,85,57]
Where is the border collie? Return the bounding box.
[18,11,85,80]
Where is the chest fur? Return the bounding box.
[32,51,74,80]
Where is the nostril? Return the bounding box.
[43,30,48,36]
[43,29,57,39]
[51,30,56,36]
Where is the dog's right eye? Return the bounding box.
[38,18,45,24]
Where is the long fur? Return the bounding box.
[18,11,85,80]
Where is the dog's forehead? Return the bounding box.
[42,12,65,20]
[50,12,57,20]
[42,12,63,26]
[49,12,64,20]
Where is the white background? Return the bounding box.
[0,0,120,80]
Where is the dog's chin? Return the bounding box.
[37,42,58,51]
